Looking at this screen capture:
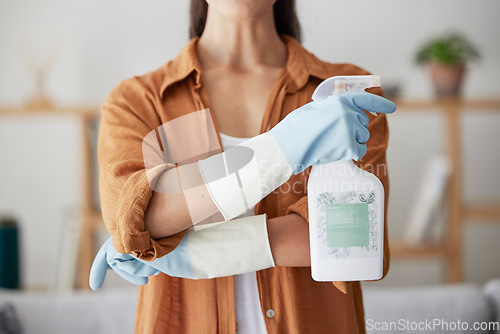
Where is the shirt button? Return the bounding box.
[266,309,275,318]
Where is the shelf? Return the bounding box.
[0,106,99,117]
[390,240,447,259]
[393,99,500,111]
[463,204,500,222]
[391,98,500,283]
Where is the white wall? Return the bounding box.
[298,0,500,99]
[0,0,499,289]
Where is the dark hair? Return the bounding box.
[189,0,302,43]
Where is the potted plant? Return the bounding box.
[415,32,480,97]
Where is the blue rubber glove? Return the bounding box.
[89,237,159,289]
[270,91,396,174]
[89,215,274,290]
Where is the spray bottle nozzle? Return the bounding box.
[312,75,381,116]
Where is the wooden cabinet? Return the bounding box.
[0,106,100,289]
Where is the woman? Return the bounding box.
[93,0,395,333]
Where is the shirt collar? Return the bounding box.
[159,35,329,97]
[159,37,202,96]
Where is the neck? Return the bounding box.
[197,6,287,71]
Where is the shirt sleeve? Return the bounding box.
[286,86,391,291]
[98,77,187,261]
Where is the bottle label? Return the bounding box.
[315,190,379,259]
[326,203,369,248]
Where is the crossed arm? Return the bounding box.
[144,177,311,267]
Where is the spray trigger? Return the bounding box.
[312,75,382,116]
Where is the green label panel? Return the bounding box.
[326,203,369,247]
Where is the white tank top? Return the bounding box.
[219,132,268,334]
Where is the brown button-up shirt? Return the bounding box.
[98,35,390,334]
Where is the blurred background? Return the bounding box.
[0,0,499,333]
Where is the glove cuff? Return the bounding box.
[186,214,275,279]
[199,132,293,221]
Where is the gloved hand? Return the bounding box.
[89,237,159,289]
[271,91,396,174]
[89,214,274,290]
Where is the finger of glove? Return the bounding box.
[115,256,159,277]
[89,238,112,290]
[337,141,367,162]
[354,108,370,128]
[343,142,366,161]
[343,108,369,143]
[350,92,396,114]
[314,136,358,164]
[355,125,370,144]
[110,263,150,286]
[354,143,368,161]
[105,250,152,283]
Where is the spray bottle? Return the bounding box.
[307,75,385,281]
